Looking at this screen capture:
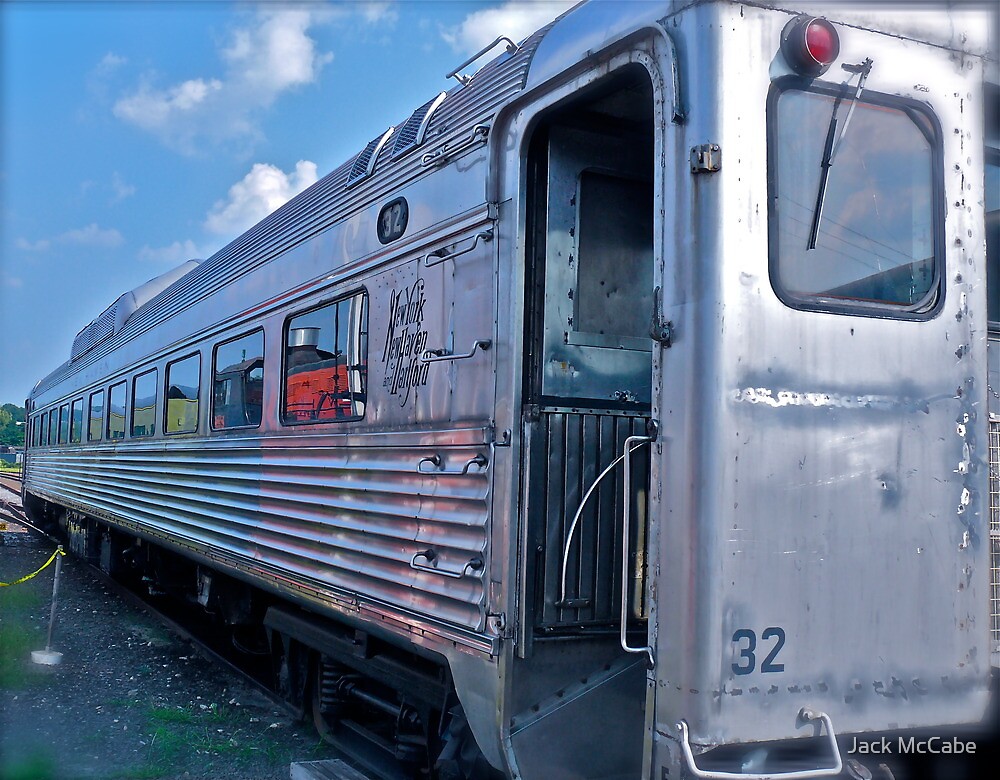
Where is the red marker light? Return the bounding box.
[781,16,841,77]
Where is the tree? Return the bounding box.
[0,404,25,447]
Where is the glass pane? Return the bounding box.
[108,382,127,440]
[59,404,69,444]
[283,293,368,423]
[773,88,936,307]
[70,399,83,444]
[41,413,48,445]
[88,391,104,441]
[131,369,158,437]
[166,354,201,434]
[213,331,264,429]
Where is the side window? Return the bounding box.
[131,369,158,437]
[59,403,69,444]
[768,80,941,315]
[41,412,49,445]
[165,354,201,434]
[70,398,83,444]
[108,382,127,440]
[88,390,105,441]
[283,291,368,424]
[212,330,264,430]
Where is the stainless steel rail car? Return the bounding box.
[22,2,996,778]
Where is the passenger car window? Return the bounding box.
[108,382,127,440]
[42,412,49,445]
[283,291,368,424]
[59,403,69,444]
[70,398,83,444]
[88,390,104,442]
[212,331,264,429]
[131,369,158,437]
[769,82,940,315]
[165,354,201,434]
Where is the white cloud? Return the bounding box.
[112,9,333,154]
[204,160,318,237]
[111,172,136,203]
[137,239,210,265]
[60,223,125,248]
[16,238,51,252]
[359,2,399,25]
[15,224,123,252]
[442,1,577,55]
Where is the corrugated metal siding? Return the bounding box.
[27,435,492,639]
[33,23,556,400]
[990,416,1000,661]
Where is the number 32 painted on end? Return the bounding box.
[731,627,785,675]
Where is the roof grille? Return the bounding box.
[391,92,447,158]
[348,127,395,186]
[70,301,118,362]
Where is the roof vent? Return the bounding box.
[391,92,447,159]
[348,127,395,186]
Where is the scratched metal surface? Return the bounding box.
[651,1,992,753]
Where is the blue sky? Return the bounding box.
[0,0,576,405]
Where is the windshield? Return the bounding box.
[770,85,939,312]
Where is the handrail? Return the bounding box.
[420,339,492,363]
[410,549,484,579]
[423,230,493,268]
[421,124,490,168]
[416,453,488,475]
[446,36,520,86]
[676,709,844,779]
[620,435,653,665]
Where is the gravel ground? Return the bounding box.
[0,505,337,780]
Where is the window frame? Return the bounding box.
[211,328,266,431]
[164,352,202,435]
[766,76,945,320]
[58,403,69,444]
[131,368,159,438]
[107,381,128,441]
[70,398,83,444]
[280,288,369,427]
[88,389,105,442]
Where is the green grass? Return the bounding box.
[0,753,56,780]
[0,588,42,689]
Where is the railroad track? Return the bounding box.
[0,470,23,495]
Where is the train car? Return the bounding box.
[21,2,997,778]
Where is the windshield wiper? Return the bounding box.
[807,58,874,250]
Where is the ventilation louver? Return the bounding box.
[347,127,395,186]
[391,92,447,159]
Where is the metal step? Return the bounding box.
[290,759,374,780]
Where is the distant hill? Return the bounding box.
[0,404,26,447]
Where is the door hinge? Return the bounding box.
[690,143,721,174]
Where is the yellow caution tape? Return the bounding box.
[0,547,65,587]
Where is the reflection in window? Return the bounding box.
[166,354,201,434]
[70,399,83,444]
[213,331,264,429]
[59,403,69,444]
[283,292,368,424]
[132,369,158,437]
[108,382,127,440]
[89,390,104,442]
[42,412,49,446]
[771,86,938,310]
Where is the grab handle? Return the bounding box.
[423,230,493,268]
[417,453,488,475]
[677,709,843,779]
[421,340,491,363]
[620,435,653,665]
[410,549,484,579]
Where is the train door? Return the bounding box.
[510,63,658,779]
